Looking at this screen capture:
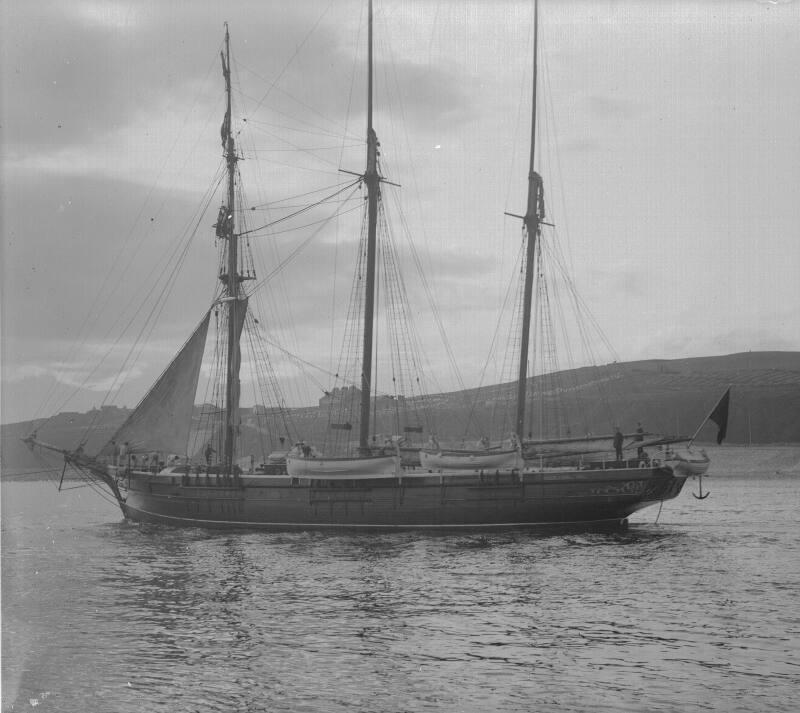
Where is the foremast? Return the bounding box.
[513,0,546,442]
[220,24,246,475]
[359,0,381,454]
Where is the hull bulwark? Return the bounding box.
[115,465,686,530]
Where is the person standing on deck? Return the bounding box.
[635,422,645,458]
[205,443,215,467]
[613,427,624,462]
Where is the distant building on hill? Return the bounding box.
[319,386,362,409]
[318,386,405,411]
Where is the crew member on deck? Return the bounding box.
[205,443,215,466]
[635,422,645,458]
[613,427,624,462]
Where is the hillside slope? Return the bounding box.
[3,351,799,473]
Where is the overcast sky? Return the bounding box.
[2,0,799,424]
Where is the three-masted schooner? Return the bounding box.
[25,1,716,530]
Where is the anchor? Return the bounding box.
[693,473,710,500]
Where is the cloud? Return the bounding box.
[4,1,155,150]
[74,1,140,30]
[584,93,637,120]
[2,172,210,339]
[3,0,800,425]
[6,361,144,392]
[3,0,476,164]
[586,261,648,300]
[708,327,798,355]
[559,137,602,154]
[641,321,799,365]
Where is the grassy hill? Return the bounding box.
[381,351,800,445]
[3,351,799,474]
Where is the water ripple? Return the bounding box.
[3,473,800,712]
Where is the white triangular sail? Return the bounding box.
[100,310,211,456]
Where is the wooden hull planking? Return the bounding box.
[113,465,686,530]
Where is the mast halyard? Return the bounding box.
[359,0,380,454]
[514,0,545,442]
[221,23,243,474]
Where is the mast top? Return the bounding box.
[367,1,373,135]
[504,0,545,231]
[524,0,544,231]
[365,0,379,182]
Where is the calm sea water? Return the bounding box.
[3,446,799,712]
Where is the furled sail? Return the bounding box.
[99,310,211,456]
[227,296,249,440]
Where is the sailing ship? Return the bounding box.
[25,1,728,530]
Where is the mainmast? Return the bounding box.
[514,0,546,441]
[220,24,243,474]
[359,0,380,454]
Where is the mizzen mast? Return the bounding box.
[513,0,546,441]
[359,0,381,454]
[220,23,244,474]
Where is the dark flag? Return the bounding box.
[709,388,731,444]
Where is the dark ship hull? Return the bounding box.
[114,464,686,530]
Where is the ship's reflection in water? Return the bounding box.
[3,458,799,712]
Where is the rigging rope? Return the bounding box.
[247,184,363,293]
[237,179,360,237]
[83,168,227,443]
[32,51,224,429]
[239,2,338,131]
